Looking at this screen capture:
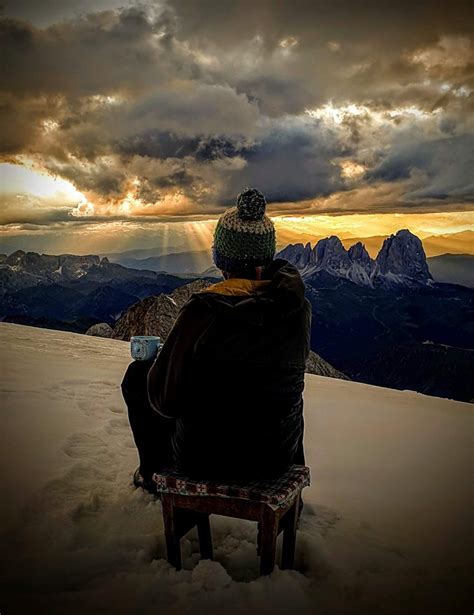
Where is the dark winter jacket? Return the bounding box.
[147,258,312,480]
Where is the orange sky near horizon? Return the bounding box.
[1,162,473,256]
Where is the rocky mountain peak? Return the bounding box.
[299,241,313,267]
[314,235,352,272]
[5,250,26,266]
[374,229,433,286]
[112,278,211,341]
[277,242,305,265]
[348,241,372,266]
[85,323,114,338]
[2,250,105,279]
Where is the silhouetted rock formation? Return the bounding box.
[277,229,434,288]
[372,229,433,287]
[85,323,114,338]
[306,351,350,380]
[112,279,211,342]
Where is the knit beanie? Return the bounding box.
[212,187,276,273]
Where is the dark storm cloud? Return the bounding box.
[1,0,127,27]
[0,5,191,97]
[122,84,259,137]
[44,156,129,198]
[221,117,345,203]
[117,131,199,159]
[169,0,474,111]
[0,0,473,223]
[118,131,245,161]
[169,0,473,45]
[368,134,474,202]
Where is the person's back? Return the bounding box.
[146,188,311,480]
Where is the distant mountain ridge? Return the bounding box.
[276,230,473,402]
[91,230,473,280]
[101,245,182,261]
[277,229,434,288]
[0,249,200,332]
[1,243,472,401]
[109,249,213,274]
[427,254,474,288]
[0,250,111,293]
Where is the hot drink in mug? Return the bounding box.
[130,336,162,361]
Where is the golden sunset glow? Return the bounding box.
[1,162,86,202]
[271,213,474,256]
[272,212,474,240]
[1,158,473,256]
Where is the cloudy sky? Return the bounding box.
[1,0,473,254]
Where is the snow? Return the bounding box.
[165,295,178,307]
[0,322,472,614]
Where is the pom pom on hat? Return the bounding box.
[236,187,267,221]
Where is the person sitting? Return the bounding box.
[121,187,311,490]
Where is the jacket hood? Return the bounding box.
[194,258,306,326]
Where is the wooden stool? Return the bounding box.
[152,465,310,575]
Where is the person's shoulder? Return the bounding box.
[165,293,214,343]
[177,292,213,321]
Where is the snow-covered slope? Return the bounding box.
[0,323,471,614]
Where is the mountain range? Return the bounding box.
[106,249,213,274]
[274,229,474,259]
[0,249,200,332]
[303,269,473,402]
[83,230,474,401]
[272,231,473,401]
[100,235,473,287]
[1,231,472,401]
[276,229,434,288]
[99,230,473,264]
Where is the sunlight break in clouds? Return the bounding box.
[1,162,86,203]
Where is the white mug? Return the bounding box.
[130,336,162,361]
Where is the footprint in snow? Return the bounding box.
[300,504,341,536]
[62,432,108,459]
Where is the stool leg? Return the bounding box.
[260,506,278,575]
[196,514,213,560]
[256,522,262,556]
[281,493,300,570]
[161,494,182,570]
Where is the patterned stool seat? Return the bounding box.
[152,464,311,575]
[152,464,310,510]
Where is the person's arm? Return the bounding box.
[146,296,213,419]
